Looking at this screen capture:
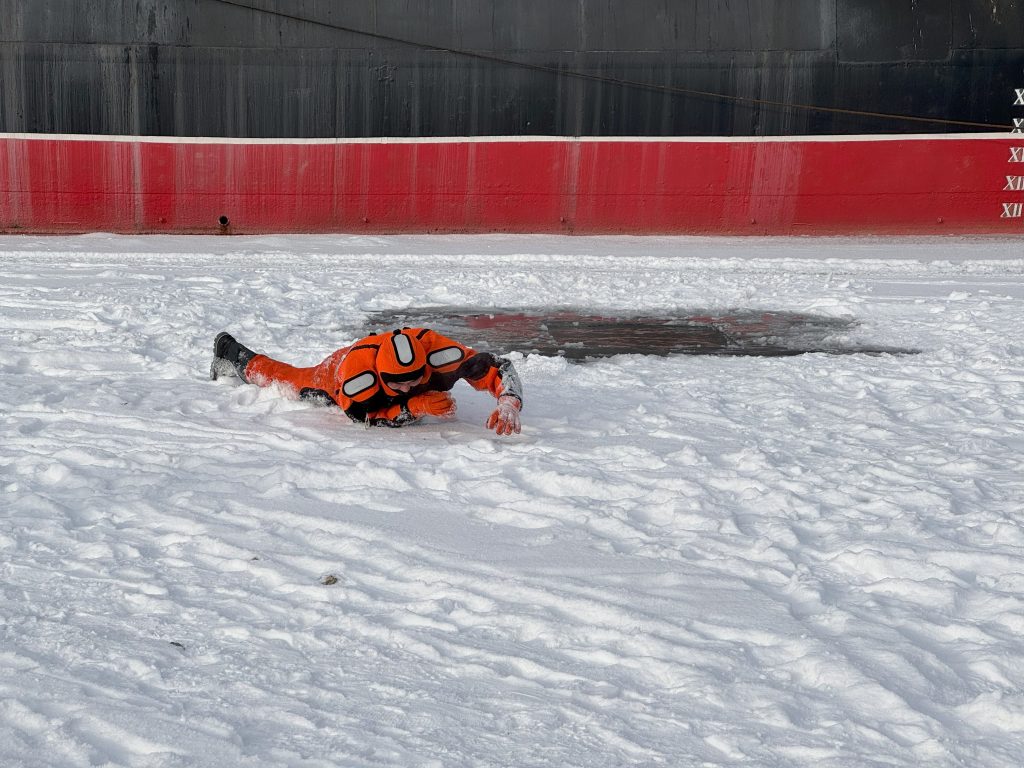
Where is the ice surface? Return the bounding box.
[1,234,1024,767]
[364,307,920,358]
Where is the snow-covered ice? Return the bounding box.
[2,233,1023,767]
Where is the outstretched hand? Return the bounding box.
[407,391,457,418]
[487,396,521,436]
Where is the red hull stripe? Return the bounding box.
[2,133,1020,235]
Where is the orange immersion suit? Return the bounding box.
[242,328,523,428]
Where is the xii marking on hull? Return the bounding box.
[1003,88,1024,221]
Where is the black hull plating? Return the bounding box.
[2,0,1022,138]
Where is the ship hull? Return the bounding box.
[2,1,1022,138]
[1,2,1022,234]
[3,133,1021,235]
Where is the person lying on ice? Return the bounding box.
[211,328,523,435]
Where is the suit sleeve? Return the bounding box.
[419,330,524,408]
[363,402,420,428]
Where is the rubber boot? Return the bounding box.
[211,332,257,382]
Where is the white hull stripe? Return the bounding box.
[0,132,1013,145]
